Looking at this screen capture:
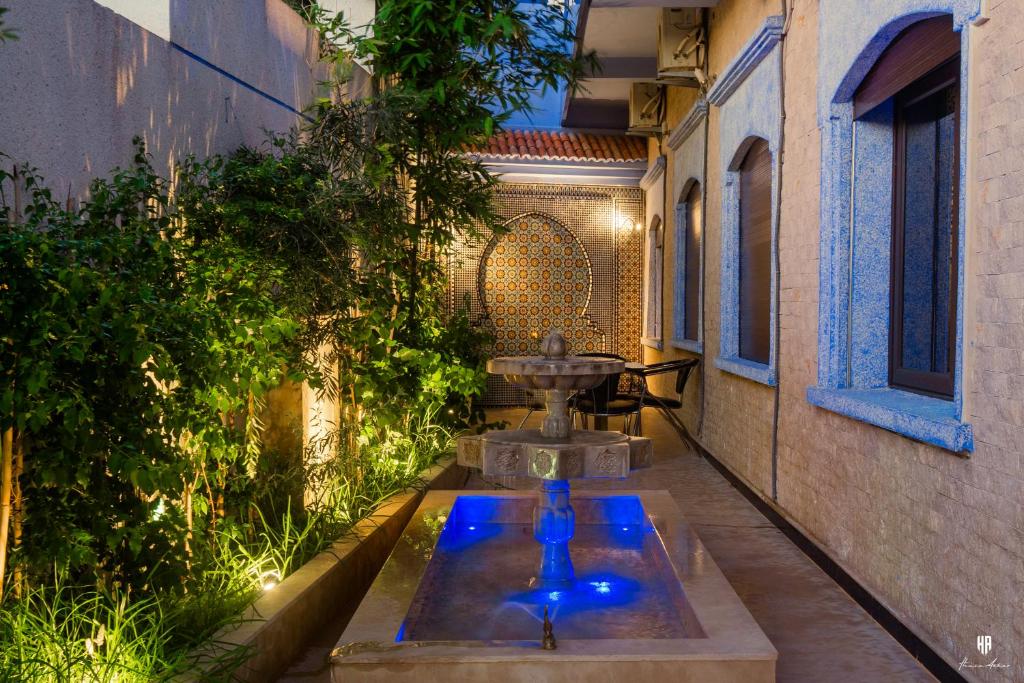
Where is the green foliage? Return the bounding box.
[306,0,593,327]
[0,147,301,591]
[0,7,16,43]
[0,0,593,678]
[0,581,252,681]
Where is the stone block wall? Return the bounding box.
[649,0,1024,678]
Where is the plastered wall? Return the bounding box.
[0,0,325,196]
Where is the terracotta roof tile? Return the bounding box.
[467,129,646,163]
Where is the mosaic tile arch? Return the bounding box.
[446,183,644,405]
[478,212,605,357]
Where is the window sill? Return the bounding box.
[670,338,703,354]
[715,355,776,386]
[641,336,664,351]
[806,386,973,453]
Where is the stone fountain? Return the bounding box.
[331,332,777,682]
[456,331,652,586]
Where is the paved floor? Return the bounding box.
[280,408,933,682]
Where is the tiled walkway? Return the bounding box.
[465,408,935,682]
[280,408,934,682]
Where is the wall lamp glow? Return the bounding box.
[615,215,643,233]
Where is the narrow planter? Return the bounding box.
[186,455,466,682]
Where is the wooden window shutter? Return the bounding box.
[738,139,772,365]
[684,182,701,342]
[853,15,960,118]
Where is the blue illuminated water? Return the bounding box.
[398,495,697,641]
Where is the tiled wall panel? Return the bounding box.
[448,183,643,405]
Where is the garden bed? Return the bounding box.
[189,456,466,682]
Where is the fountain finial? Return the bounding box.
[540,331,567,359]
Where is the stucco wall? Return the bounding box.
[0,0,324,196]
[648,0,1024,678]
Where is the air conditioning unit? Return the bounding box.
[628,82,664,137]
[657,8,705,87]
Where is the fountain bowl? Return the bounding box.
[487,355,625,391]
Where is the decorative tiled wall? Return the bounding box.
[447,183,644,405]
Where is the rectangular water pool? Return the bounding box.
[332,490,776,682]
[400,495,702,641]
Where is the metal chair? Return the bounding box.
[568,353,644,435]
[632,358,699,442]
[518,387,548,429]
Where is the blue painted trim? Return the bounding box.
[812,1,980,450]
[716,41,782,386]
[670,111,707,355]
[670,338,703,354]
[672,192,703,351]
[170,42,314,122]
[639,155,666,191]
[706,16,784,106]
[667,99,709,151]
[715,355,776,386]
[807,387,973,452]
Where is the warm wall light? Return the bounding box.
[615,214,642,232]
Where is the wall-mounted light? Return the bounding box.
[615,214,643,233]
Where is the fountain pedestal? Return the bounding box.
[457,332,653,588]
[534,479,575,585]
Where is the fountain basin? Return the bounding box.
[487,355,624,391]
[331,490,777,682]
[457,429,652,479]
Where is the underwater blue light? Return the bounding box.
[467,525,477,530]
[589,580,613,595]
[547,591,563,602]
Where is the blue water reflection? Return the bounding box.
[506,572,643,619]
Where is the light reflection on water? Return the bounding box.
[398,496,694,641]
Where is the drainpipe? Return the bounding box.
[696,6,711,444]
[697,94,710,443]
[769,0,793,502]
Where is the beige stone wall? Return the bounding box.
[647,0,777,493]
[642,87,703,438]
[647,0,1024,678]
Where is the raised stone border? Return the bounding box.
[186,456,466,682]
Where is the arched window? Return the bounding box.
[737,139,772,365]
[673,181,702,346]
[810,11,971,452]
[856,15,960,398]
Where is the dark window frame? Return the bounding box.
[889,57,960,399]
[737,138,773,366]
[683,181,702,342]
